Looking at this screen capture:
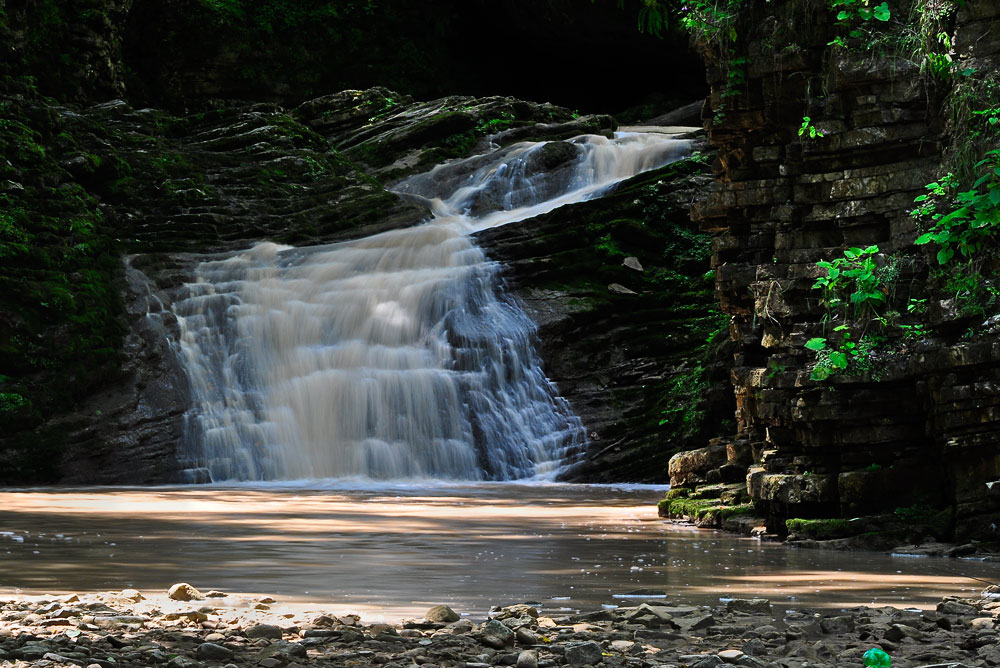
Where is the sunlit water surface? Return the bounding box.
[2,483,998,621]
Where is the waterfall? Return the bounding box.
[171,132,691,482]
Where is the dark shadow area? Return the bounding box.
[121,0,706,113]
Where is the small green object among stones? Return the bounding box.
[863,647,891,668]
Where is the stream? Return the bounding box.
[3,483,999,621]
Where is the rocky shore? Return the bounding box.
[2,583,999,668]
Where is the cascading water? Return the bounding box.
[171,131,691,482]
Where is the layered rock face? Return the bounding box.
[686,0,1000,539]
[0,82,622,483]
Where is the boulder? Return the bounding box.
[669,445,728,487]
[425,605,460,623]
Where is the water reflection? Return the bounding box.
[1,483,997,620]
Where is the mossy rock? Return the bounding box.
[785,517,863,540]
[689,482,744,500]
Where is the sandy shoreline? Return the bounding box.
[2,583,998,668]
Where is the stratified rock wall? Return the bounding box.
[691,0,1000,538]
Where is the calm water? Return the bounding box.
[1,483,998,620]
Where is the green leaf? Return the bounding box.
[873,3,891,21]
[830,351,849,369]
[805,338,828,351]
[836,10,851,20]
[810,366,832,381]
[937,247,954,264]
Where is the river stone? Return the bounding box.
[166,657,201,668]
[820,615,855,634]
[517,650,539,668]
[938,600,978,616]
[167,583,205,601]
[493,604,539,619]
[196,643,234,661]
[426,605,460,623]
[726,599,771,615]
[718,650,744,663]
[516,627,541,645]
[565,641,603,667]
[684,655,724,668]
[246,624,283,640]
[884,623,922,641]
[482,619,515,648]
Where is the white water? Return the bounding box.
[171,132,690,482]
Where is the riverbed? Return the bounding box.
[2,483,998,621]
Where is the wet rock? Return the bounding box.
[493,604,539,620]
[517,649,539,668]
[482,620,516,649]
[425,605,460,623]
[687,654,725,668]
[166,656,201,668]
[167,583,205,602]
[516,627,542,645]
[726,599,771,616]
[196,642,234,661]
[883,624,923,642]
[564,641,603,667]
[246,624,284,640]
[938,601,978,616]
[819,616,854,634]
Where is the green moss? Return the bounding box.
[667,498,721,517]
[717,503,755,520]
[785,517,857,539]
[0,95,126,475]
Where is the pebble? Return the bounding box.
[0,588,994,668]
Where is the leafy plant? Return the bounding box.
[813,245,886,321]
[675,0,745,45]
[827,0,891,48]
[831,0,891,22]
[798,116,824,139]
[806,325,884,381]
[912,150,1000,265]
